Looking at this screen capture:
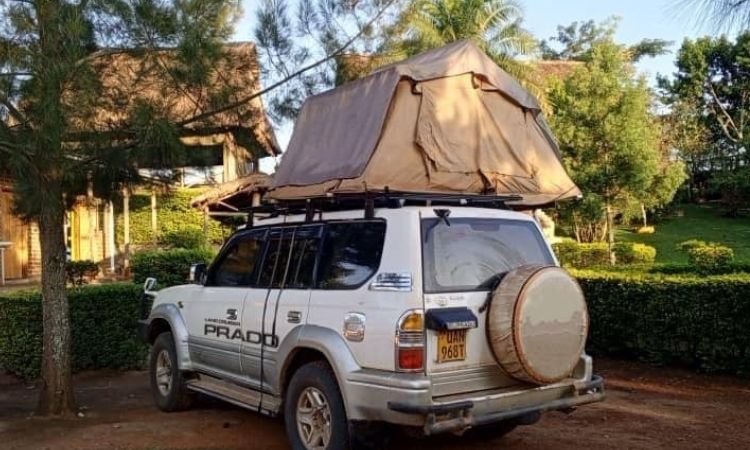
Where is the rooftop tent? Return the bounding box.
[270,40,581,206]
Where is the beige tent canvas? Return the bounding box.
[270,40,581,207]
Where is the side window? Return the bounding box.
[318,221,386,289]
[257,226,321,289]
[210,232,265,287]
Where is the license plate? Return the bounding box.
[437,329,467,363]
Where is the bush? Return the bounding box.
[572,269,750,376]
[614,242,657,265]
[161,226,207,250]
[553,241,656,267]
[636,226,655,234]
[65,260,100,286]
[648,262,750,275]
[676,239,707,253]
[131,247,216,288]
[687,244,734,272]
[0,284,147,380]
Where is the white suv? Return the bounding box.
[138,197,604,450]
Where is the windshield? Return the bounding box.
[421,217,554,293]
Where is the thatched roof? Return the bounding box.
[533,60,582,81]
[191,173,273,212]
[72,42,280,159]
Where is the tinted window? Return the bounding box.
[318,221,386,289]
[210,232,264,287]
[257,226,321,289]
[422,218,554,293]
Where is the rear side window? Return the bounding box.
[257,226,322,289]
[422,218,554,293]
[318,221,386,289]
[209,231,265,287]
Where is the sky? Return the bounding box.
[233,0,726,169]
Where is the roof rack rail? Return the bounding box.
[242,191,524,223]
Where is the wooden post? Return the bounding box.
[203,208,209,246]
[107,200,115,274]
[123,189,130,273]
[151,190,158,245]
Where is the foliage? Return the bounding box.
[381,0,544,103]
[676,239,708,253]
[553,241,656,267]
[116,188,225,249]
[660,33,750,210]
[573,270,750,376]
[677,0,750,32]
[131,248,216,288]
[540,17,671,62]
[686,244,735,272]
[65,260,100,286]
[254,0,399,122]
[0,284,147,381]
[549,40,682,242]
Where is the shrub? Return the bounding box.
[131,247,216,288]
[572,269,750,376]
[553,242,610,267]
[614,242,657,264]
[0,284,147,380]
[649,262,750,275]
[161,226,207,250]
[676,239,707,253]
[687,244,734,272]
[65,260,100,286]
[636,226,655,234]
[553,241,656,267]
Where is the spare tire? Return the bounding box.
[487,265,588,385]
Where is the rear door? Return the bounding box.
[420,212,555,396]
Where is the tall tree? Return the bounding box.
[383,0,540,94]
[548,41,681,246]
[660,33,750,212]
[254,0,401,122]
[0,0,241,416]
[676,0,750,32]
[540,17,671,62]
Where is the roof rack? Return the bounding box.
[242,191,524,225]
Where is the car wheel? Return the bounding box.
[285,361,349,450]
[149,331,194,412]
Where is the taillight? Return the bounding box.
[396,310,424,372]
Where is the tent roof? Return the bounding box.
[272,40,579,206]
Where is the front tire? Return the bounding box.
[149,331,194,412]
[285,361,350,450]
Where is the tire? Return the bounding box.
[149,331,194,412]
[285,361,350,450]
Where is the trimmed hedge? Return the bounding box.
[573,269,750,376]
[553,241,656,267]
[131,247,215,288]
[0,284,147,380]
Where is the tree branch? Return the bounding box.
[176,0,398,129]
[706,80,743,143]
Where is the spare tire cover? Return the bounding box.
[487,265,588,385]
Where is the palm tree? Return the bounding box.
[383,0,544,103]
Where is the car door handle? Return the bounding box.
[287,311,302,324]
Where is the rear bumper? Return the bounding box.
[343,367,604,434]
[388,375,604,435]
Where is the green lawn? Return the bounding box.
[616,204,750,263]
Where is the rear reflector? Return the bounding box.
[398,347,424,371]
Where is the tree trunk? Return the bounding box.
[606,202,616,265]
[641,203,648,227]
[36,205,76,416]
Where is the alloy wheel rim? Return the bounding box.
[155,349,173,396]
[296,386,332,450]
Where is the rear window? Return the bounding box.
[421,218,554,293]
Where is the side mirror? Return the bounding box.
[189,263,207,285]
[143,277,157,293]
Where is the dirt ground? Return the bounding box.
[2,358,749,450]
